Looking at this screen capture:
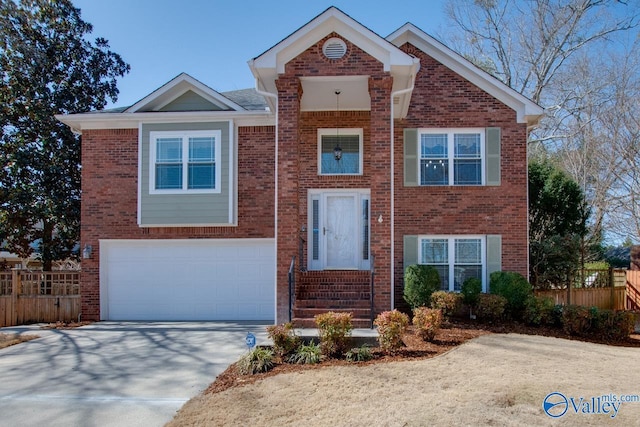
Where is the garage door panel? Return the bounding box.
[102,239,275,321]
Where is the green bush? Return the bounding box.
[237,347,274,375]
[404,264,441,309]
[489,271,533,318]
[561,305,592,336]
[475,294,507,322]
[314,311,353,357]
[288,342,322,364]
[550,304,564,327]
[346,344,373,362]
[597,310,637,342]
[266,323,301,357]
[374,309,409,352]
[461,277,482,308]
[523,296,555,326]
[430,291,463,319]
[561,305,636,341]
[413,307,443,342]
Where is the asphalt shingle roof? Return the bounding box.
[221,88,268,111]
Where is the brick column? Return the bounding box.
[275,76,302,323]
[368,75,393,315]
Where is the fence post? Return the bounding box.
[567,272,572,306]
[10,268,21,326]
[609,267,615,310]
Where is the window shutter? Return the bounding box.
[486,234,502,292]
[485,127,501,186]
[403,235,418,272]
[404,128,418,187]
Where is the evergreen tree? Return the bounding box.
[529,161,589,289]
[0,0,129,269]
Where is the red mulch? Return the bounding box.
[205,319,640,396]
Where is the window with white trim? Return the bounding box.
[419,129,484,185]
[150,130,221,194]
[419,236,485,291]
[318,128,363,175]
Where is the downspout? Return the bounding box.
[389,62,419,311]
[253,75,279,322]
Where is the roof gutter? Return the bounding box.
[388,60,419,311]
[252,76,280,323]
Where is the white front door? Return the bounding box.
[324,194,358,269]
[308,190,370,271]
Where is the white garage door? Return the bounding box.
[100,239,275,321]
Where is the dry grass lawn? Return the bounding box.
[168,334,640,426]
[0,332,38,349]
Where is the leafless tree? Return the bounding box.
[442,0,640,244]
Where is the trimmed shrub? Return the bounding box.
[561,305,592,336]
[523,296,555,326]
[562,305,637,341]
[266,323,301,357]
[430,291,463,319]
[315,311,353,357]
[374,309,409,352]
[237,347,274,375]
[475,294,507,322]
[461,277,482,308]
[346,345,373,362]
[489,271,533,318]
[597,310,637,342]
[413,307,443,342]
[288,342,322,364]
[404,265,441,309]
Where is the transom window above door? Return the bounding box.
[318,128,363,175]
[149,130,222,194]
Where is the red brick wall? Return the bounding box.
[275,34,393,322]
[80,125,275,320]
[393,43,529,309]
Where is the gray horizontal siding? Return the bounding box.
[140,122,233,226]
[159,90,224,112]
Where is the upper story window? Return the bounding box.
[150,130,221,194]
[318,128,363,175]
[419,129,484,186]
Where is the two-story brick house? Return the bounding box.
[58,7,542,325]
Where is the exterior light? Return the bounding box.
[82,244,92,259]
[334,89,342,161]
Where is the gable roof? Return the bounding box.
[125,73,246,113]
[387,24,543,126]
[249,7,420,115]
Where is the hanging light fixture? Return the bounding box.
[333,90,342,161]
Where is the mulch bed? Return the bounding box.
[205,319,640,396]
[40,321,94,330]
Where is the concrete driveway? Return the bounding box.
[0,322,270,427]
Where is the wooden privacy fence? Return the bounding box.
[534,269,634,311]
[0,269,80,327]
[626,270,640,311]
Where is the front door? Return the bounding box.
[308,190,370,270]
[324,194,358,269]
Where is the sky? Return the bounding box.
[71,0,449,109]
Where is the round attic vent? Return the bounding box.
[322,37,347,59]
